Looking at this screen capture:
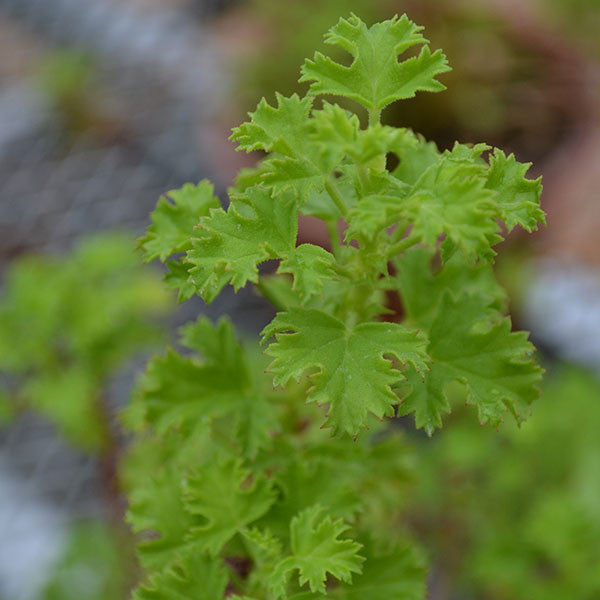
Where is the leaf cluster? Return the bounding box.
[140,14,544,439]
[124,318,425,599]
[0,234,170,450]
[131,13,545,599]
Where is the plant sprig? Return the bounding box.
[130,13,545,599]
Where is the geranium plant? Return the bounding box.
[127,13,544,598]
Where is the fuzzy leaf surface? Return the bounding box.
[300,14,449,112]
[133,550,228,600]
[269,506,364,597]
[277,244,337,303]
[139,181,220,262]
[262,308,428,436]
[184,458,277,555]
[186,187,297,302]
[486,148,544,232]
[399,293,542,434]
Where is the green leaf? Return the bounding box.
[186,187,297,303]
[265,458,363,539]
[345,171,410,244]
[486,148,544,232]
[288,542,425,600]
[394,247,506,329]
[127,466,198,569]
[277,244,337,303]
[300,14,450,113]
[179,316,244,369]
[403,156,501,261]
[164,260,195,302]
[133,549,228,600]
[231,93,312,156]
[391,135,439,185]
[231,94,329,202]
[131,349,240,436]
[399,293,542,434]
[183,458,277,555]
[269,506,364,597]
[138,181,220,262]
[262,308,429,436]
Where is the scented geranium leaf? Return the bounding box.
[277,244,337,303]
[179,316,244,370]
[345,171,410,243]
[398,369,450,437]
[399,293,542,434]
[127,466,198,569]
[131,349,241,436]
[269,506,364,597]
[183,458,277,555]
[265,458,363,540]
[186,187,297,303]
[231,93,312,156]
[133,550,228,600]
[262,308,428,436]
[231,95,330,202]
[311,102,360,166]
[391,136,439,185]
[486,148,544,232]
[139,181,220,262]
[262,156,324,201]
[290,541,425,600]
[403,159,501,261]
[164,260,195,302]
[243,528,283,567]
[300,14,450,113]
[394,247,506,329]
[234,394,280,459]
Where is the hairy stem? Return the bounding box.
[388,233,419,258]
[325,178,348,217]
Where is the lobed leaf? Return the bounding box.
[486,148,544,232]
[138,181,220,262]
[269,505,364,597]
[399,293,542,435]
[262,308,429,436]
[300,14,450,113]
[183,458,277,555]
[186,187,297,303]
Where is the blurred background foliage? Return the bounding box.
[0,0,599,599]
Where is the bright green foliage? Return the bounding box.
[269,506,364,596]
[139,12,544,437]
[124,318,422,599]
[263,308,428,436]
[0,233,170,450]
[131,12,544,599]
[486,148,545,232]
[300,14,450,118]
[133,549,228,600]
[138,181,220,262]
[184,458,277,555]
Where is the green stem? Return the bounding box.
[388,233,419,258]
[356,164,369,195]
[326,219,341,256]
[368,107,381,127]
[325,178,347,217]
